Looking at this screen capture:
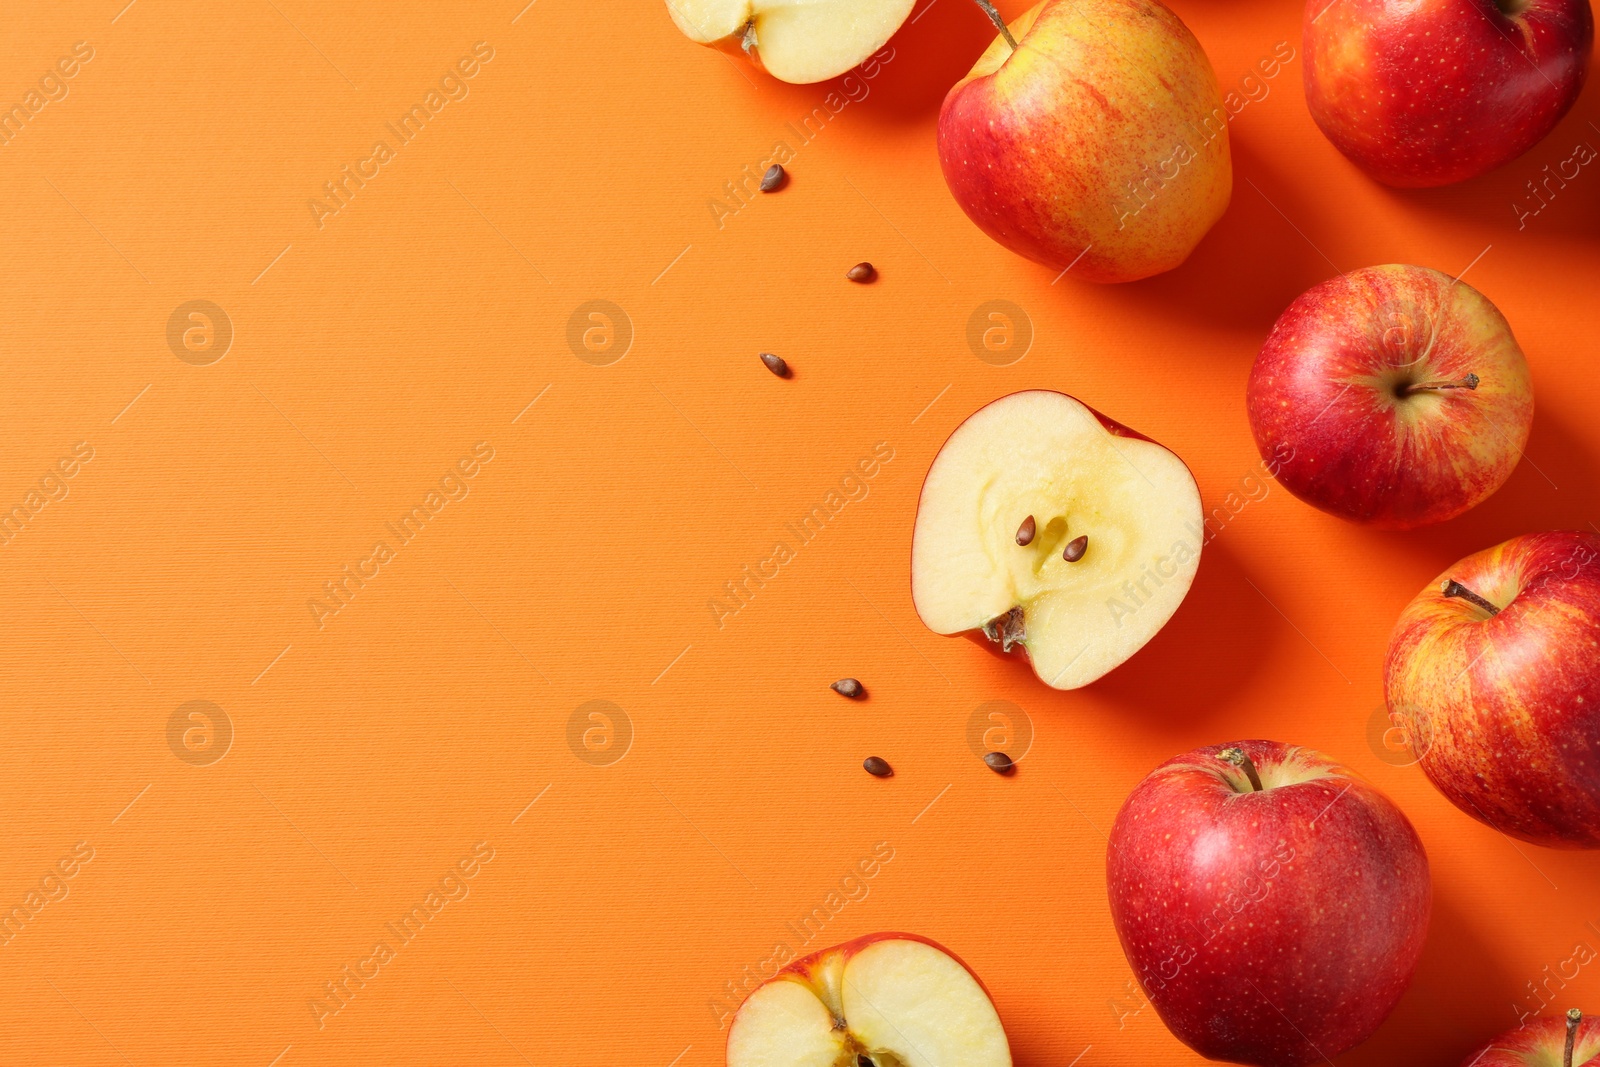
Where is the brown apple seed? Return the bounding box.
[831,678,866,699]
[1015,515,1036,546]
[760,164,786,192]
[1063,535,1088,562]
[846,262,876,283]
[863,756,892,777]
[759,352,790,378]
[984,751,1015,774]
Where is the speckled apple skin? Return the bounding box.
[1107,741,1430,1067]
[1386,532,1600,848]
[937,0,1232,284]
[1304,0,1592,187]
[1459,1012,1600,1066]
[1247,264,1533,529]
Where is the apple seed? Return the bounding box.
[863,756,892,777]
[846,262,877,283]
[1015,515,1036,546]
[983,751,1014,774]
[1062,535,1088,562]
[831,678,866,699]
[760,352,791,378]
[760,164,786,192]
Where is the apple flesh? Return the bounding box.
[1386,531,1600,848]
[1461,1010,1600,1067]
[1247,264,1534,528]
[1304,0,1592,187]
[938,0,1232,283]
[725,934,1011,1067]
[1108,740,1431,1067]
[665,0,914,83]
[911,390,1202,690]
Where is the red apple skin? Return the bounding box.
[1107,741,1430,1067]
[1247,264,1533,528]
[1386,532,1600,848]
[1304,0,1592,187]
[1460,1012,1600,1066]
[938,0,1231,283]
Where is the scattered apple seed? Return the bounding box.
[863,756,892,777]
[831,678,866,699]
[1062,535,1088,562]
[760,352,791,378]
[1015,515,1036,546]
[983,751,1014,774]
[759,164,786,192]
[846,262,876,283]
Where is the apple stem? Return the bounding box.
[971,0,1019,50]
[1402,372,1479,395]
[1441,579,1501,616]
[1219,747,1264,792]
[1567,1009,1581,1067]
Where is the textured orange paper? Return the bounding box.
[1,1,1598,1065]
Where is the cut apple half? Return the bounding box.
[726,935,1011,1067]
[912,390,1203,689]
[665,0,914,84]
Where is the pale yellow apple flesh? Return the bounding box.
[665,0,914,83]
[912,391,1202,689]
[726,939,1011,1067]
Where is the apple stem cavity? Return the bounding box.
[1219,747,1264,792]
[1441,579,1501,616]
[1016,515,1036,546]
[1401,372,1479,396]
[971,0,1019,50]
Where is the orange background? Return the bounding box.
[1,0,1598,1064]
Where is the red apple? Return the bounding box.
[1247,264,1534,528]
[725,933,1012,1067]
[1107,740,1430,1067]
[1304,0,1592,187]
[938,0,1231,283]
[911,390,1203,690]
[1461,1009,1600,1067]
[1386,531,1600,848]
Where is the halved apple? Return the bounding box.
[665,0,914,84]
[726,934,1011,1067]
[912,390,1203,689]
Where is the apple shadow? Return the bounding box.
[1345,406,1600,575]
[850,0,999,124]
[1361,85,1600,241]
[1341,892,1517,1067]
[1071,535,1279,727]
[1085,136,1337,337]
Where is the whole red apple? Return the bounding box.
[1461,1009,1600,1067]
[725,933,1012,1067]
[938,0,1231,283]
[1247,264,1534,528]
[1386,531,1600,848]
[1107,740,1430,1067]
[1304,0,1592,186]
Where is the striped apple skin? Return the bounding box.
[1458,1012,1600,1066]
[1248,264,1533,529]
[1386,531,1600,848]
[1107,741,1430,1067]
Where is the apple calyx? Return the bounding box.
[1219,747,1265,792]
[1440,579,1501,617]
[1567,1009,1583,1067]
[1400,372,1480,397]
[970,0,1018,51]
[982,606,1026,652]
